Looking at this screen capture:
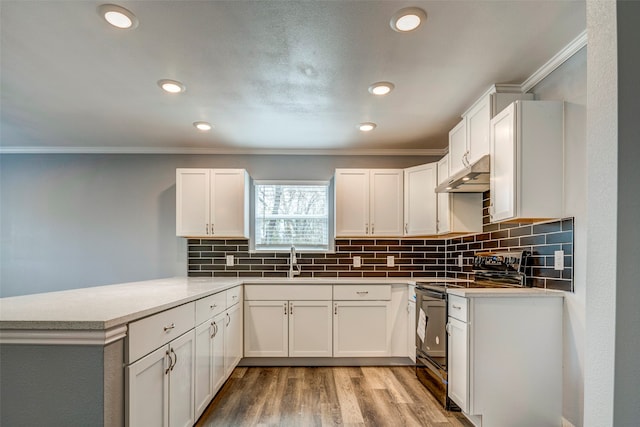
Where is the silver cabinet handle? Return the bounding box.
[210,320,218,338]
[165,350,171,375]
[210,304,217,310]
[334,303,338,315]
[405,223,408,234]
[289,302,293,315]
[365,223,369,235]
[206,224,209,235]
[284,302,288,315]
[163,323,175,332]
[226,312,231,326]
[170,348,177,371]
[452,304,462,310]
[211,223,215,235]
[356,291,369,295]
[371,223,375,234]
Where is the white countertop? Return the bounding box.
[447,287,564,298]
[0,276,461,331]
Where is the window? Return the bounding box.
[254,182,330,251]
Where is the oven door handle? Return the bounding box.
[416,287,448,300]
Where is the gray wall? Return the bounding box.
[614,1,640,425]
[531,48,586,426]
[0,154,437,297]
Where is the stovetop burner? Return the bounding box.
[416,250,531,290]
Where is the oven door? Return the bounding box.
[415,286,448,371]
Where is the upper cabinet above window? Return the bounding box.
[176,169,250,238]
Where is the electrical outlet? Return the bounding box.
[226,255,234,267]
[554,250,564,270]
[387,256,395,267]
[458,254,464,268]
[353,256,361,268]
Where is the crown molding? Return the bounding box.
[0,146,447,157]
[521,30,587,93]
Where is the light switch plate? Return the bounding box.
[387,256,394,267]
[226,255,234,267]
[353,256,361,268]
[554,250,564,270]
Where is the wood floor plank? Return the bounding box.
[333,367,366,424]
[197,366,473,427]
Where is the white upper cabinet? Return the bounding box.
[447,86,534,181]
[335,169,403,237]
[403,163,438,236]
[489,100,564,223]
[176,168,249,238]
[448,120,468,177]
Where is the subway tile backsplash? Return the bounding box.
[187,216,573,291]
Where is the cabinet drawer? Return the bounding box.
[244,284,332,300]
[128,302,195,363]
[227,285,242,307]
[448,295,468,322]
[195,291,227,325]
[333,284,391,300]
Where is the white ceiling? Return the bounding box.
[0,1,585,154]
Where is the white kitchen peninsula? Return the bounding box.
[1,276,457,426]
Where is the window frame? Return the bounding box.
[250,179,335,253]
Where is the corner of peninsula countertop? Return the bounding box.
[0,276,459,331]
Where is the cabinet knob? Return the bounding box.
[163,323,175,332]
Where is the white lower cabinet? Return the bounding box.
[194,312,225,419]
[244,299,333,357]
[446,316,469,413]
[333,300,391,357]
[244,300,288,357]
[126,330,195,427]
[224,301,243,377]
[446,292,563,427]
[407,286,416,363]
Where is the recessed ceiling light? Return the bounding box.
[193,121,212,131]
[97,4,139,29]
[359,122,377,132]
[368,82,395,96]
[157,79,186,94]
[390,7,427,32]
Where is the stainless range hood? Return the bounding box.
[435,154,490,193]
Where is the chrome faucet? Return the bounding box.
[289,245,301,278]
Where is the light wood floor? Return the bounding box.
[196,366,473,427]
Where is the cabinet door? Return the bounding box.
[243,300,288,357]
[169,330,195,427]
[466,95,491,166]
[194,322,214,419]
[126,345,169,427]
[447,316,469,413]
[176,169,210,237]
[211,313,226,394]
[333,301,391,357]
[404,164,437,236]
[289,300,333,357]
[370,170,403,236]
[490,103,517,222]
[335,169,370,236]
[437,193,451,235]
[224,302,243,377]
[210,169,248,238]
[448,119,467,176]
[407,301,416,363]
